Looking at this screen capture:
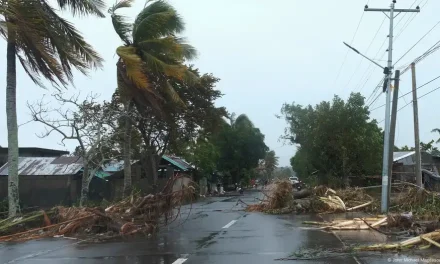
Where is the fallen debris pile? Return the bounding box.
[355,229,440,251]
[246,180,294,214]
[297,186,376,213]
[303,216,387,230]
[392,185,440,220]
[0,176,195,242]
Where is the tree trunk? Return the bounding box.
[6,36,19,217]
[342,148,349,188]
[80,163,90,207]
[123,102,133,197]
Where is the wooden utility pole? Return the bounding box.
[387,70,400,208]
[411,63,422,187]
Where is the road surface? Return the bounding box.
[0,190,424,263]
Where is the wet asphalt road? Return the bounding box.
[0,190,424,263]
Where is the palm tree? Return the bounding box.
[263,150,279,179]
[109,0,197,195]
[0,0,105,216]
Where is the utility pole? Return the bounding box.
[411,63,422,187]
[364,1,420,213]
[387,70,400,207]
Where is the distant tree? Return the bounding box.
[183,137,220,181]
[259,150,279,179]
[214,114,268,185]
[273,167,294,180]
[280,93,383,187]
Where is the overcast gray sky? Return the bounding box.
[1,0,440,167]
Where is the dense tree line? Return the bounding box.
[280,93,383,187]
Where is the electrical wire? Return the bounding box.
[394,16,440,66]
[394,0,426,42]
[368,92,383,109]
[369,74,440,111]
[365,0,428,107]
[400,39,440,75]
[393,0,417,30]
[366,76,385,106]
[334,1,369,89]
[345,17,387,93]
[378,85,440,123]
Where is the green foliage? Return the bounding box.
[280,93,383,187]
[0,0,104,87]
[183,138,219,179]
[214,114,268,184]
[110,0,198,109]
[257,150,279,180]
[396,139,440,156]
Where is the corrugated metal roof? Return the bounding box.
[0,157,83,176]
[102,160,139,173]
[162,155,192,171]
[393,151,416,162]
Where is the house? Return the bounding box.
[0,152,111,207]
[393,151,438,183]
[0,156,83,207]
[104,155,194,200]
[0,150,193,206]
[0,147,69,167]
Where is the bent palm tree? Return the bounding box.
[0,0,105,216]
[109,0,197,195]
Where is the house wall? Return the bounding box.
[0,175,79,208]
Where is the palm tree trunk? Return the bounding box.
[123,102,133,197]
[6,36,19,217]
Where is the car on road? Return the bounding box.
[289,176,299,184]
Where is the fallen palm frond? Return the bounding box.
[0,176,196,242]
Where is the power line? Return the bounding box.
[394,12,440,66]
[400,39,440,75]
[394,0,426,42]
[368,91,383,109]
[397,86,440,112]
[334,1,369,89]
[359,1,427,102]
[345,17,387,93]
[378,85,440,123]
[393,0,418,30]
[366,76,385,106]
[370,74,440,111]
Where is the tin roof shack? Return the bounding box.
[0,156,83,208]
[106,155,193,200]
[392,151,437,183]
[0,147,69,167]
[0,156,111,208]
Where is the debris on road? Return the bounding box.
[295,186,376,213]
[246,180,294,214]
[0,176,195,242]
[354,229,440,251]
[302,217,387,230]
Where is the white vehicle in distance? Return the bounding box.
[289,176,299,184]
